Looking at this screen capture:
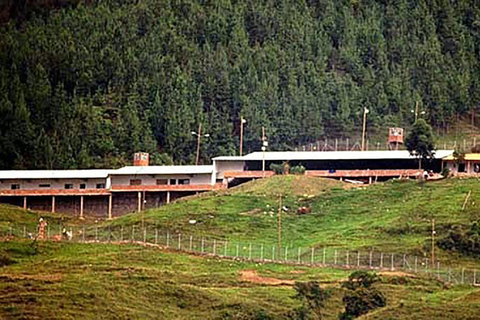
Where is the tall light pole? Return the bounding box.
[192,123,210,165]
[411,101,425,123]
[261,127,268,178]
[361,107,369,151]
[240,117,247,156]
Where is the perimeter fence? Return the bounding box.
[2,222,479,287]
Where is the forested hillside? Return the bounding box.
[1,0,479,169]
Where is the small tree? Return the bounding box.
[293,281,331,319]
[405,119,435,169]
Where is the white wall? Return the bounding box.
[0,178,107,190]
[110,173,212,186]
[215,161,245,179]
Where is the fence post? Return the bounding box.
[323,247,326,265]
[425,258,429,274]
[120,226,123,242]
[108,226,111,243]
[380,253,384,269]
[82,226,85,243]
[357,251,360,267]
[155,229,158,245]
[391,254,394,271]
[414,256,418,273]
[59,223,62,240]
[132,226,135,243]
[285,246,289,261]
[462,268,465,284]
[189,235,193,251]
[236,243,239,257]
[144,228,147,244]
[213,239,217,255]
[346,251,349,267]
[8,226,12,237]
[166,231,170,247]
[225,241,228,257]
[474,269,477,285]
[311,247,314,265]
[369,251,373,268]
[437,262,440,279]
[298,247,301,264]
[272,246,275,261]
[402,254,406,269]
[178,233,181,250]
[201,237,205,253]
[334,250,337,265]
[95,226,98,242]
[47,224,50,240]
[260,244,264,261]
[248,243,252,260]
[448,268,451,283]
[23,225,26,238]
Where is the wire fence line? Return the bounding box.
[296,137,479,152]
[2,223,479,287]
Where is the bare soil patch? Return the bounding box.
[239,270,295,285]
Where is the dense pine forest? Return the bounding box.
[0,0,479,169]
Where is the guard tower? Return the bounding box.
[133,152,149,166]
[388,128,404,150]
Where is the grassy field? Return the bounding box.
[1,241,479,319]
[100,176,480,267]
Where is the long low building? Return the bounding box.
[0,150,454,218]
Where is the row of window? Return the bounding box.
[9,179,192,190]
[130,179,190,186]
[10,183,105,190]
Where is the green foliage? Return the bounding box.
[293,281,331,319]
[340,271,386,319]
[291,165,306,175]
[1,0,480,168]
[405,119,436,168]
[438,222,480,257]
[270,163,284,175]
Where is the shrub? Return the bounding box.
[292,281,331,319]
[438,222,480,257]
[339,271,386,319]
[291,165,306,175]
[269,163,283,175]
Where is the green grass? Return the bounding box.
[0,241,479,319]
[101,176,480,266]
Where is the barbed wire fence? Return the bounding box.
[1,222,479,287]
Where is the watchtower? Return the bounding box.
[133,152,149,166]
[388,128,404,150]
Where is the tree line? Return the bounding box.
[1,0,479,169]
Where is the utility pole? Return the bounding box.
[192,123,210,165]
[261,127,268,177]
[196,123,202,165]
[240,117,246,156]
[277,194,282,258]
[415,101,419,123]
[361,107,369,151]
[431,219,435,265]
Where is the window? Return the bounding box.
[169,179,177,185]
[80,184,86,189]
[156,179,168,185]
[11,184,20,190]
[39,184,50,188]
[130,179,142,186]
[96,183,105,189]
[178,179,190,185]
[65,184,73,189]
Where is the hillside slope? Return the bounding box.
[108,176,480,266]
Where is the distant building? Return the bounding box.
[442,153,480,174]
[0,150,455,218]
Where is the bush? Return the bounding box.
[441,167,450,178]
[270,163,283,175]
[339,271,386,319]
[292,281,331,319]
[291,165,306,175]
[438,222,480,257]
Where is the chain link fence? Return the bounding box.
[2,222,479,287]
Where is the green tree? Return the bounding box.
[405,119,436,169]
[292,281,331,320]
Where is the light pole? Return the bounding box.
[411,101,426,123]
[192,123,210,165]
[240,117,247,156]
[361,107,369,151]
[261,126,268,178]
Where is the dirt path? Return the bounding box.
[239,270,295,285]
